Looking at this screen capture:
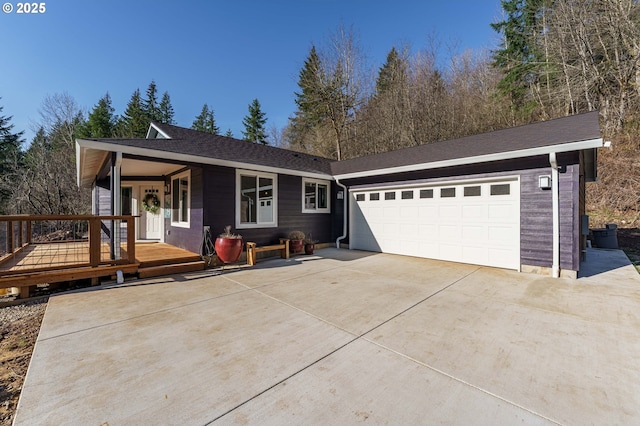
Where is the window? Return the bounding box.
[237,170,277,228]
[356,194,365,201]
[385,191,396,200]
[370,193,380,201]
[302,178,330,213]
[121,186,132,215]
[491,184,511,195]
[420,189,434,199]
[441,188,456,198]
[464,186,481,197]
[401,190,414,199]
[171,171,190,226]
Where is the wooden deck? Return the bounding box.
[0,241,204,295]
[0,215,206,298]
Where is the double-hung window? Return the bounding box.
[302,178,330,213]
[171,171,190,227]
[236,170,277,228]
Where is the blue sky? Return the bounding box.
[1,0,503,142]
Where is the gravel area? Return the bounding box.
[0,300,47,426]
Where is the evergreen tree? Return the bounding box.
[0,101,24,171]
[293,45,324,128]
[242,99,268,144]
[159,91,175,125]
[144,80,162,122]
[224,129,233,137]
[191,103,220,134]
[78,93,116,138]
[376,47,408,95]
[491,0,548,114]
[118,89,149,137]
[0,100,24,210]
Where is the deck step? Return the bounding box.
[137,260,205,279]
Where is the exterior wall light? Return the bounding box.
[539,175,552,190]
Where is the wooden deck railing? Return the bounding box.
[0,215,136,278]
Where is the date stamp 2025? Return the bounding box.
[2,2,47,14]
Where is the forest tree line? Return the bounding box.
[0,0,638,223]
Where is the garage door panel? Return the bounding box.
[350,178,520,270]
[463,246,488,265]
[488,225,516,243]
[440,244,462,261]
[400,206,419,219]
[419,206,438,219]
[418,224,437,238]
[439,224,461,240]
[364,207,383,220]
[383,207,399,219]
[462,204,486,219]
[439,205,460,219]
[488,248,518,269]
[400,223,414,235]
[400,240,420,254]
[488,204,516,219]
[383,223,399,235]
[462,225,486,240]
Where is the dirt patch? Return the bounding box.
[0,300,47,426]
[617,228,640,273]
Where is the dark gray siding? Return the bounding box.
[95,178,112,215]
[165,167,204,253]
[163,164,335,252]
[277,174,332,244]
[342,154,582,272]
[201,165,235,239]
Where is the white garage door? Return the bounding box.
[350,178,520,269]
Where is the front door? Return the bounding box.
[139,186,163,240]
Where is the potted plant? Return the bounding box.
[288,230,305,254]
[215,225,243,263]
[304,233,318,255]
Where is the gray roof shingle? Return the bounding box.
[330,111,601,176]
[90,122,334,176]
[82,112,601,180]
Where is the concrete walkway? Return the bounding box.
[13,248,640,425]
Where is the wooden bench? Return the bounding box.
[246,239,289,266]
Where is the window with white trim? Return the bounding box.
[302,178,330,213]
[237,170,277,228]
[171,171,190,227]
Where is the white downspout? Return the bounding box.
[550,152,560,278]
[335,178,348,248]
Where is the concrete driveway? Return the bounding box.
[13,248,640,425]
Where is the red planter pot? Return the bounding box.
[215,237,243,263]
[289,239,304,254]
[304,243,315,255]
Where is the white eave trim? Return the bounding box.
[146,123,171,139]
[76,139,334,181]
[333,138,604,180]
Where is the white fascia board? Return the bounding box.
[145,123,171,139]
[76,139,334,181]
[334,138,604,180]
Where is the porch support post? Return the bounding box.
[112,152,123,259]
[126,216,136,264]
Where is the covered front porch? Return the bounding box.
[0,215,204,299]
